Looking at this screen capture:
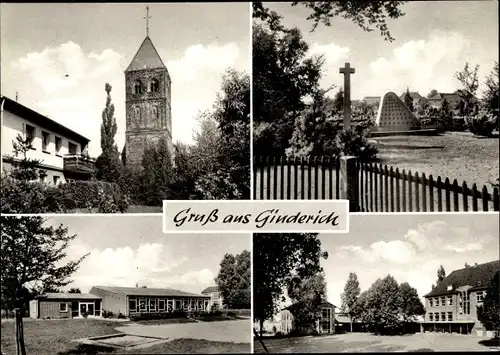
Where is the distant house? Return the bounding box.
[1,96,95,185]
[334,312,367,333]
[29,292,102,319]
[89,285,210,317]
[421,260,500,337]
[201,285,224,311]
[427,92,463,109]
[280,300,337,335]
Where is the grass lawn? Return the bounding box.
[1,318,248,355]
[254,332,500,353]
[376,131,499,189]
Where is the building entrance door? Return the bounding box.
[79,302,95,317]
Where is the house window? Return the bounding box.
[68,142,78,155]
[167,300,173,312]
[434,298,439,306]
[429,298,433,307]
[150,79,159,92]
[197,300,203,310]
[158,299,165,311]
[129,299,137,312]
[60,303,68,312]
[53,176,60,186]
[447,312,453,321]
[25,124,35,144]
[183,299,189,310]
[440,297,445,306]
[42,131,50,152]
[149,298,156,312]
[429,313,434,321]
[134,81,142,94]
[441,312,446,321]
[477,291,485,303]
[447,296,453,306]
[435,312,440,321]
[55,136,62,155]
[139,298,147,311]
[459,291,470,315]
[175,300,182,310]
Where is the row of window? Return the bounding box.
[133,78,160,94]
[428,312,453,322]
[128,297,209,313]
[25,124,79,155]
[429,296,453,307]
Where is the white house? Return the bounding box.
[1,96,95,185]
[201,286,224,311]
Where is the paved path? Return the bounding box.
[116,319,251,344]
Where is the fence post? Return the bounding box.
[340,156,359,212]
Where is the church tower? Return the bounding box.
[124,22,172,171]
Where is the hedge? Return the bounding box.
[129,311,188,321]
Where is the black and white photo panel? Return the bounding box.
[1,215,252,354]
[1,2,250,214]
[253,213,499,353]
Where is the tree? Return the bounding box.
[168,142,198,200]
[95,83,122,182]
[427,89,438,99]
[287,272,327,329]
[340,272,361,332]
[137,138,174,206]
[68,288,81,294]
[215,250,251,309]
[1,217,88,353]
[402,87,414,112]
[333,88,344,114]
[464,262,471,268]
[436,265,446,285]
[398,282,425,324]
[254,1,408,42]
[455,62,480,115]
[252,22,324,156]
[477,271,500,334]
[253,233,328,336]
[483,61,499,114]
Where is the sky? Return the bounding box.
[319,213,499,308]
[261,1,499,100]
[44,215,250,295]
[1,3,250,157]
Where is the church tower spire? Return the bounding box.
[123,9,172,171]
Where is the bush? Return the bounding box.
[466,111,499,136]
[57,180,129,212]
[102,310,114,318]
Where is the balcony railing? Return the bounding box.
[63,154,96,175]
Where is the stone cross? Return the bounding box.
[339,62,355,130]
[144,6,152,37]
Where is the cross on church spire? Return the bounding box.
[144,6,152,37]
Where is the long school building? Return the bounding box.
[89,286,211,316]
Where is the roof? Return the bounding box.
[399,92,422,100]
[91,285,209,298]
[201,286,219,294]
[39,292,101,300]
[126,36,167,72]
[1,96,90,145]
[428,92,461,102]
[424,260,500,297]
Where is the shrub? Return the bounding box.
[102,310,114,318]
[466,111,499,136]
[227,311,237,318]
[57,180,128,212]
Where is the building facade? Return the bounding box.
[124,36,173,171]
[89,286,210,317]
[1,96,94,185]
[280,300,336,335]
[421,260,499,336]
[201,286,224,311]
[29,293,102,319]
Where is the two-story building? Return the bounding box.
[1,96,95,185]
[201,286,224,311]
[421,260,499,336]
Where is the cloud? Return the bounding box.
[306,42,350,94]
[63,242,198,292]
[167,43,240,84]
[358,30,473,98]
[337,240,416,265]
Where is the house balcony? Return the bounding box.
[63,154,95,176]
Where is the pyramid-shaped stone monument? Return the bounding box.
[374,92,420,132]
